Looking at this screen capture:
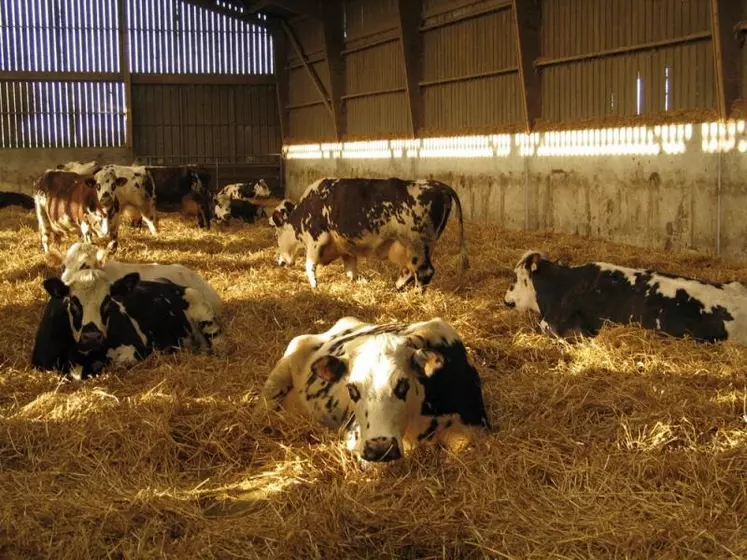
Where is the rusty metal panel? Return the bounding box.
[422,8,515,81]
[541,0,711,58]
[345,41,405,95]
[344,0,398,40]
[423,73,522,132]
[345,92,409,137]
[287,60,331,106]
[287,105,334,141]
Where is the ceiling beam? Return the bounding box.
[245,0,321,19]
[397,0,424,137]
[710,0,741,120]
[322,1,346,141]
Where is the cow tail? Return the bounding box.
[443,184,469,271]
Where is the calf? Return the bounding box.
[0,191,34,210]
[262,317,490,462]
[52,241,222,314]
[33,269,224,378]
[34,171,112,253]
[271,178,469,289]
[94,164,158,236]
[504,250,747,344]
[213,179,270,224]
[148,166,212,228]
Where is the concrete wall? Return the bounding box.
[284,129,747,261]
[0,148,134,195]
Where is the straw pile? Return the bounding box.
[0,206,745,559]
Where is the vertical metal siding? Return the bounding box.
[345,93,409,137]
[344,0,397,40]
[345,41,405,95]
[288,105,334,140]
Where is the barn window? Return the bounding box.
[636,72,642,116]
[664,67,670,112]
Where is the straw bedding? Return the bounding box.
[0,206,745,559]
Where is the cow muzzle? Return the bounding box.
[78,323,105,352]
[504,298,515,308]
[362,436,402,462]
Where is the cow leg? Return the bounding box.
[260,355,295,409]
[34,196,52,253]
[141,202,158,235]
[342,255,359,282]
[305,258,319,289]
[395,268,415,290]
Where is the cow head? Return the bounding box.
[94,168,127,230]
[43,270,140,353]
[254,179,271,198]
[188,172,212,227]
[212,193,232,224]
[269,199,296,228]
[58,242,112,284]
[504,250,543,312]
[312,335,444,462]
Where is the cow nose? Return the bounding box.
[504,299,515,308]
[78,324,104,352]
[362,437,402,462]
[277,257,287,267]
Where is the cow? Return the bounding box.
[213,179,271,224]
[34,171,113,253]
[147,166,212,228]
[94,164,158,236]
[270,178,469,290]
[50,241,222,314]
[261,317,490,462]
[0,191,35,210]
[504,250,747,344]
[269,199,295,228]
[32,268,225,378]
[56,161,101,175]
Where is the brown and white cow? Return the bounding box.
[94,165,158,237]
[34,171,112,253]
[271,178,469,290]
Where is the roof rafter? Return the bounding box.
[244,0,321,19]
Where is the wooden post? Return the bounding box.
[397,0,423,137]
[710,0,741,120]
[511,0,542,132]
[117,0,133,148]
[322,1,346,141]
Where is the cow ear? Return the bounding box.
[111,272,140,298]
[43,277,69,299]
[526,252,542,273]
[311,355,347,383]
[411,349,445,378]
[114,177,128,188]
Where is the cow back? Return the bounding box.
[38,171,98,223]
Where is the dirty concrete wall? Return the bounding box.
[0,148,134,195]
[284,131,747,261]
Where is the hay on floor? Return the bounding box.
[0,206,745,558]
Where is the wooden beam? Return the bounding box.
[271,21,289,141]
[281,20,333,118]
[245,0,320,19]
[322,0,346,141]
[512,0,542,132]
[710,0,741,120]
[117,0,133,148]
[397,0,424,138]
[130,74,275,85]
[181,0,270,29]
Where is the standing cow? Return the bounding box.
[147,166,212,229]
[262,317,490,462]
[34,171,112,253]
[271,178,469,290]
[504,250,747,343]
[94,165,158,237]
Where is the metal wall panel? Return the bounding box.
[344,0,397,40]
[288,105,334,140]
[541,0,711,58]
[132,84,280,163]
[345,41,405,95]
[288,62,331,106]
[346,92,409,137]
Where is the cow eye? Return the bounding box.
[347,383,361,403]
[393,378,410,400]
[96,184,101,191]
[79,264,89,270]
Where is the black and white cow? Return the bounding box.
[32,269,224,378]
[213,179,271,224]
[504,250,747,343]
[94,164,158,237]
[262,317,490,462]
[271,178,469,290]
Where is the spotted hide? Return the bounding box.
[262,317,490,462]
[146,166,212,228]
[94,165,158,239]
[32,269,224,378]
[213,180,270,224]
[34,171,111,253]
[272,178,469,290]
[504,250,747,344]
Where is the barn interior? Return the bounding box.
[1,0,746,557]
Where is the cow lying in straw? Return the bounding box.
[262,317,490,462]
[32,269,224,379]
[50,241,222,314]
[504,250,747,343]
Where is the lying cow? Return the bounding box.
[271,178,469,290]
[213,179,270,224]
[50,241,222,314]
[32,269,224,378]
[504,250,747,344]
[147,166,212,228]
[34,171,112,253]
[56,161,101,175]
[95,164,158,236]
[262,317,490,462]
[0,191,35,210]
